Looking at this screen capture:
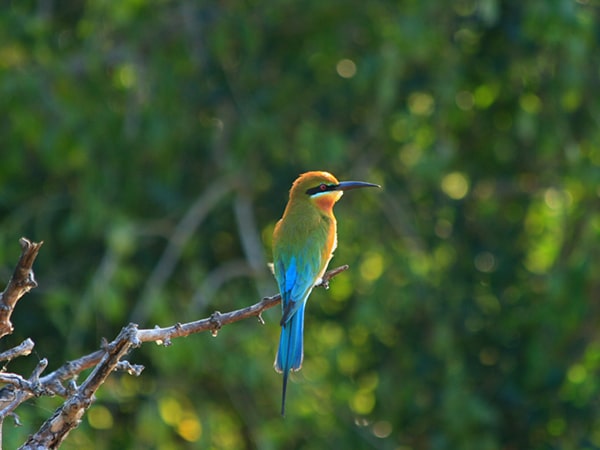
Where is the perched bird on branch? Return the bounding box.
[272,171,380,415]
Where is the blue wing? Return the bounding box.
[275,249,322,322]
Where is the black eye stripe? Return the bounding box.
[305,183,337,195]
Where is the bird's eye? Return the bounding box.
[305,183,332,195]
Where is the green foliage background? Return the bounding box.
[1,0,600,448]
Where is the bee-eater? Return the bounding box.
[273,171,379,415]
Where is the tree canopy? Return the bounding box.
[1,0,600,448]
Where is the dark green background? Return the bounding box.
[1,0,600,448]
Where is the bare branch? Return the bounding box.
[0,238,43,339]
[0,358,56,427]
[0,373,29,391]
[0,339,35,362]
[139,264,350,342]
[20,324,138,449]
[114,360,144,376]
[15,263,349,448]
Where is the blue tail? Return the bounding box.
[275,302,305,416]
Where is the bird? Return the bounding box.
[272,171,380,416]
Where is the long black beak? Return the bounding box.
[335,181,381,191]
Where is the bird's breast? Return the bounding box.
[273,210,337,257]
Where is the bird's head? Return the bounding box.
[289,171,380,213]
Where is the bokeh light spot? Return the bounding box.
[350,391,375,415]
[399,144,423,168]
[159,396,182,426]
[519,93,542,114]
[441,172,470,199]
[372,420,393,438]
[177,417,202,442]
[408,92,435,116]
[360,251,384,282]
[544,188,572,211]
[474,251,496,273]
[116,63,136,89]
[474,84,499,108]
[336,59,357,78]
[88,405,114,430]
